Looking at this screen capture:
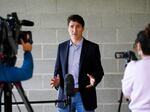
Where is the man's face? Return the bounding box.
[68,21,84,41]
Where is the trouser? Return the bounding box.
[57,92,95,112]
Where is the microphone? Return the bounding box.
[20,20,34,26]
[64,74,74,97]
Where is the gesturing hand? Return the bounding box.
[86,74,95,88]
[50,75,60,88]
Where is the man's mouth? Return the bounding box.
[72,33,77,35]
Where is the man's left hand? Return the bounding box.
[86,74,95,88]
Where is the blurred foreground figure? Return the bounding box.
[0,38,33,82]
[122,24,150,112]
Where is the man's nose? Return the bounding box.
[72,27,77,32]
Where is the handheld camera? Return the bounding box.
[115,50,138,62]
[0,12,34,65]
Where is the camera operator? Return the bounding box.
[0,34,33,82]
[122,24,150,112]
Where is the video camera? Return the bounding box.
[0,12,34,65]
[115,50,138,62]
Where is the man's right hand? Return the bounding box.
[50,75,60,88]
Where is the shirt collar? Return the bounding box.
[69,38,83,48]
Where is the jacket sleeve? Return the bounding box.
[54,45,62,77]
[53,44,63,89]
[93,45,104,87]
[0,52,33,82]
[122,61,135,99]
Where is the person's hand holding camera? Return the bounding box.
[21,34,32,52]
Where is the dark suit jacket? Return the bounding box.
[54,38,104,110]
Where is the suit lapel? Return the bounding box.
[63,41,70,74]
[79,39,88,72]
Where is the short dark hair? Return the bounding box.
[135,23,150,55]
[67,14,85,27]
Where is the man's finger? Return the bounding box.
[87,74,90,78]
[50,80,55,88]
[86,84,93,88]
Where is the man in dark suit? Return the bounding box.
[51,14,104,112]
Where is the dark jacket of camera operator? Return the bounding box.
[122,24,150,112]
[0,39,33,82]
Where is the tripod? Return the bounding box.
[117,91,124,112]
[117,61,130,112]
[0,82,71,112]
[0,82,34,112]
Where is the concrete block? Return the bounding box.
[27,0,56,14]
[35,28,57,44]
[132,14,150,28]
[101,59,117,73]
[88,28,116,43]
[57,0,88,13]
[87,0,117,13]
[33,59,55,73]
[97,89,118,103]
[118,0,146,13]
[102,13,131,28]
[104,74,122,88]
[43,45,57,59]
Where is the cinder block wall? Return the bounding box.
[0,0,150,112]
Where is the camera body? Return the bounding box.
[0,12,34,65]
[115,50,138,62]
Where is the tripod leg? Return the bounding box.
[118,91,123,112]
[0,83,4,112]
[4,83,12,112]
[14,82,34,112]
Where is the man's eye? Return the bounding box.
[70,25,74,28]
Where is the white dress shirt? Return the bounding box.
[122,56,150,112]
[68,38,83,88]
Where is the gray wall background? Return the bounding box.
[0,0,150,112]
